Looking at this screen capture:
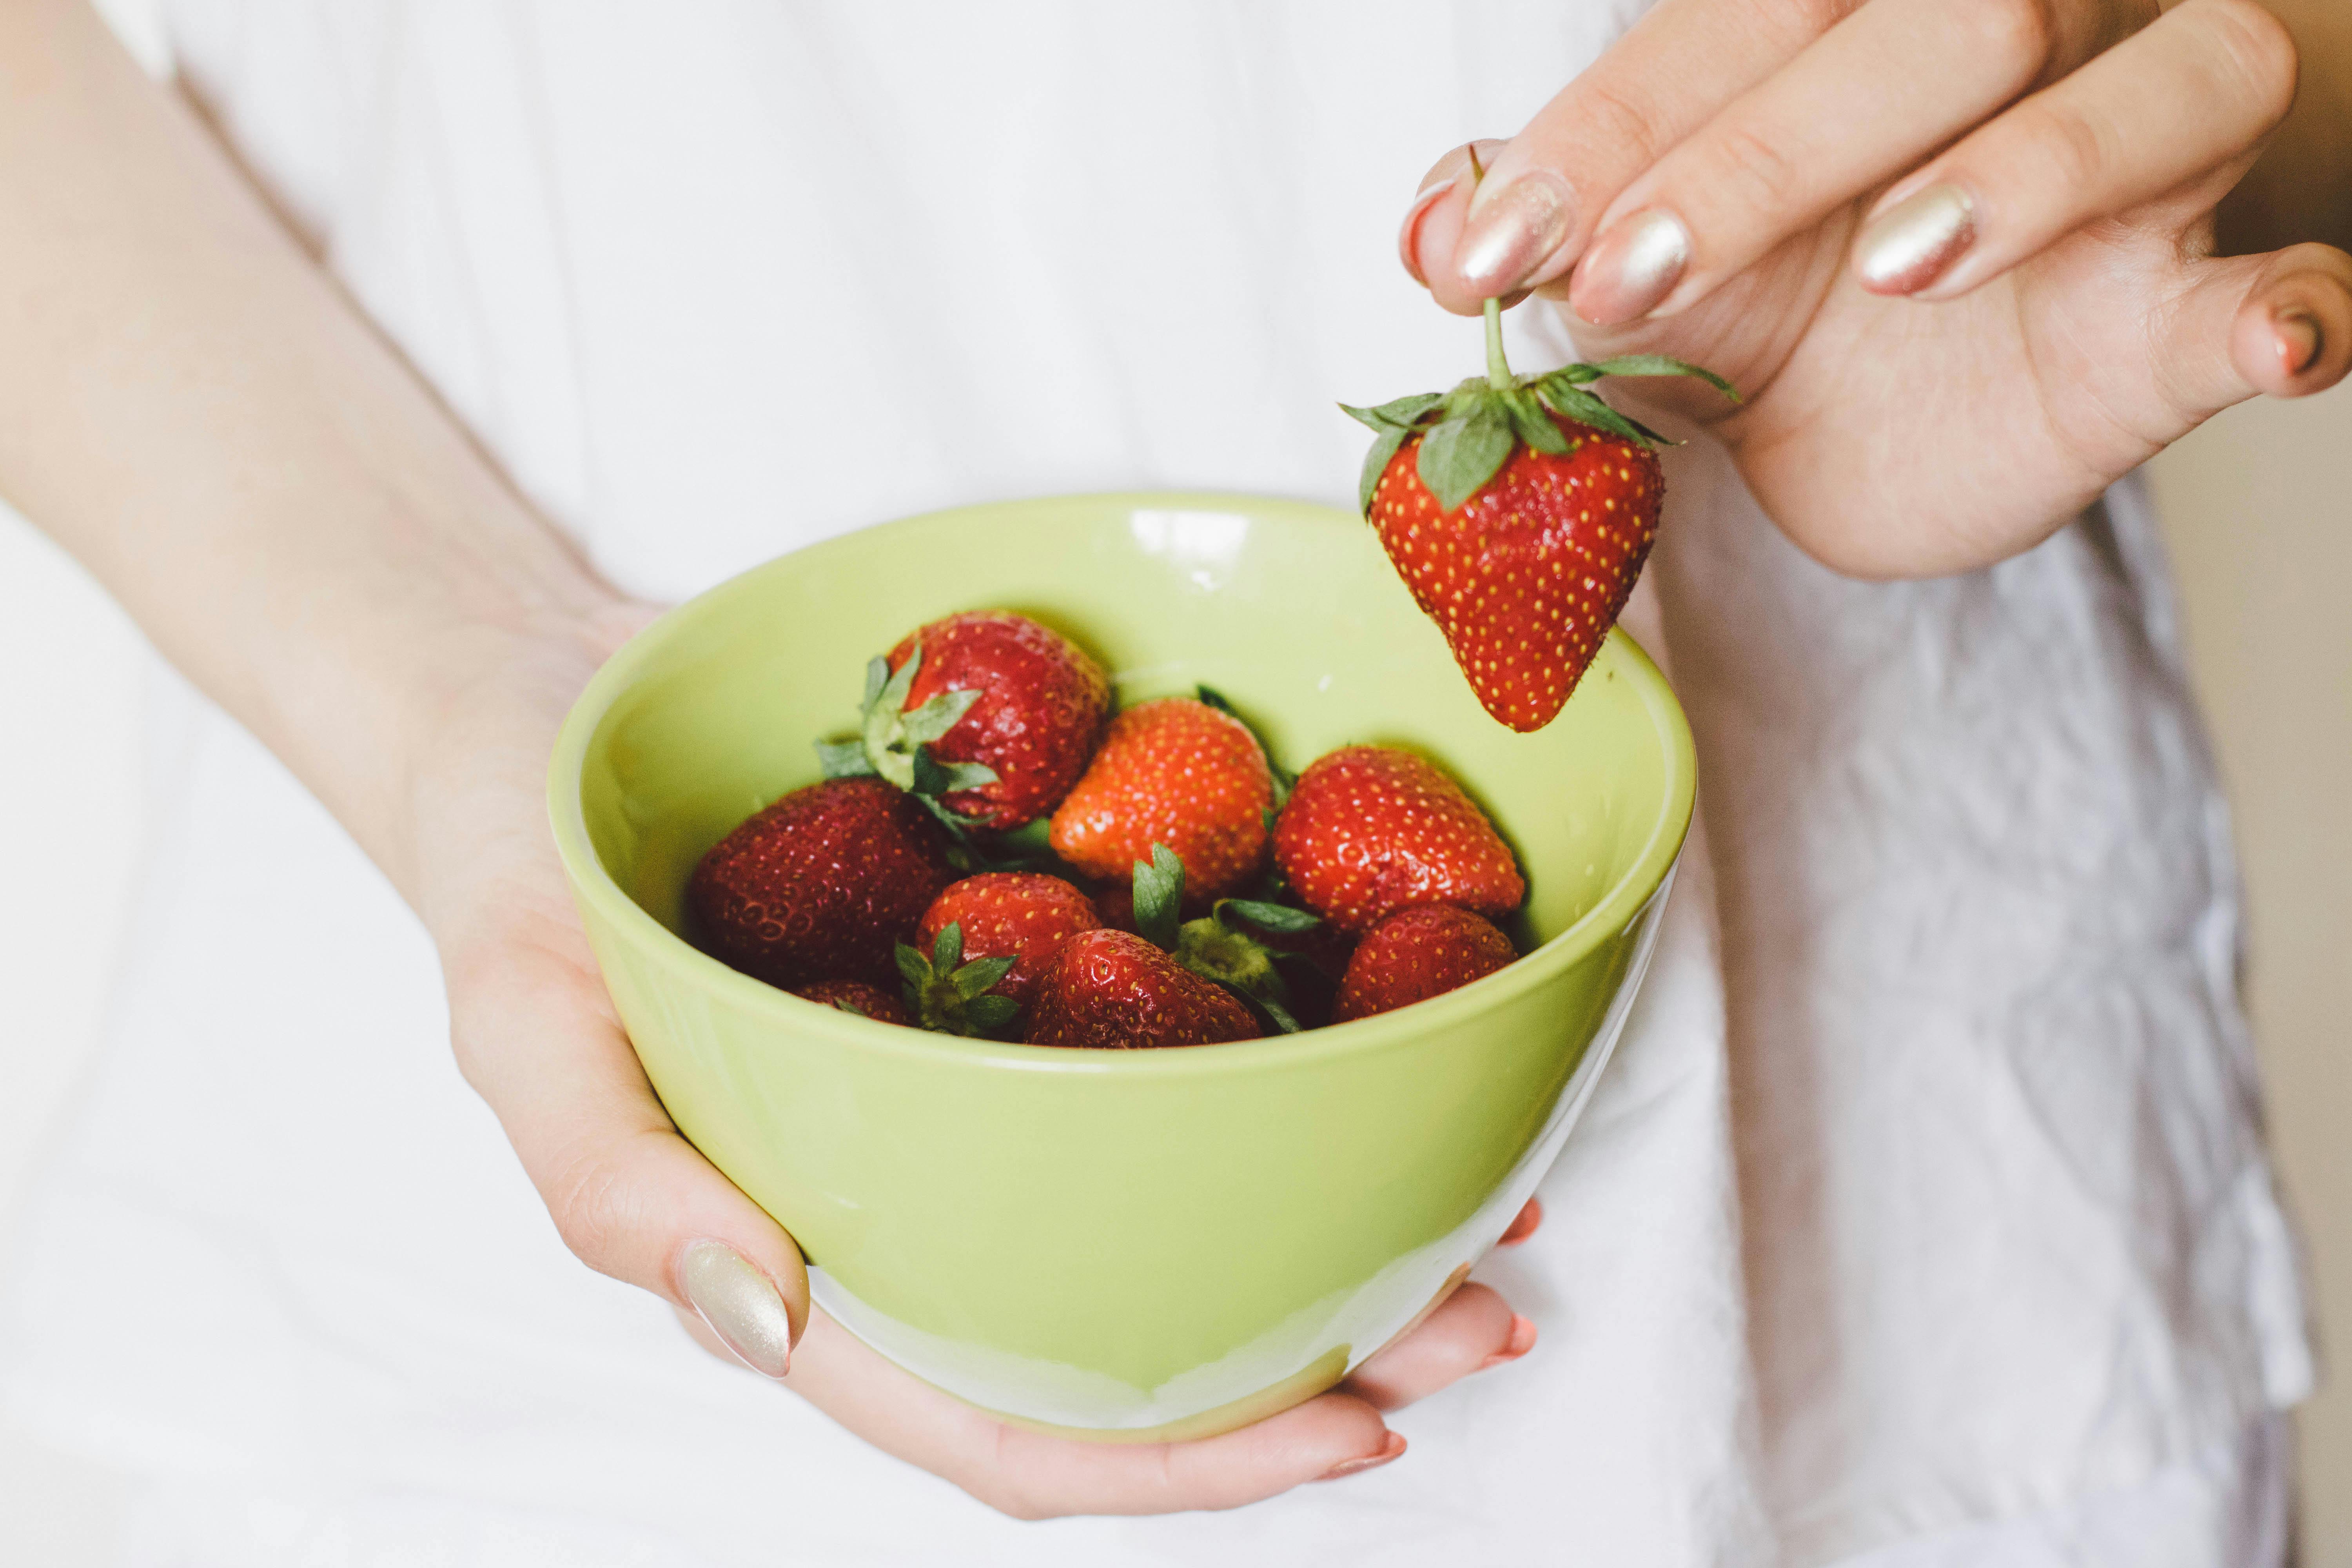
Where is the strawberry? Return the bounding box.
[1343,298,1734,732]
[688,777,956,988]
[1024,929,1261,1049]
[1272,746,1524,935]
[1120,842,1308,1034]
[1049,697,1272,901]
[1092,884,1137,934]
[820,611,1108,830]
[913,872,1102,1009]
[795,979,916,1027]
[1331,904,1517,1023]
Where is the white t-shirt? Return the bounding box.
[0,4,2311,1564]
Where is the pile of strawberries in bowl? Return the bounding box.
[688,609,1532,1047]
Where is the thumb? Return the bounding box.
[446,931,810,1377]
[2159,241,2352,418]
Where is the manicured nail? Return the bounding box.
[1856,183,1976,295]
[1455,171,1577,296]
[1316,1431,1407,1482]
[1479,1313,1539,1370]
[680,1240,795,1378]
[1497,1196,1544,1246]
[1397,177,1457,287]
[2274,307,2323,375]
[1570,209,1689,326]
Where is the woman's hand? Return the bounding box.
[1401,0,2352,577]
[0,2,1543,1519]
[414,608,1543,1519]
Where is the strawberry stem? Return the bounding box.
[1483,296,1514,391]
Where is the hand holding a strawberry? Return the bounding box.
[1398,0,2352,580]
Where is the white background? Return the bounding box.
[2,1,2348,1561]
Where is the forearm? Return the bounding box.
[2217,0,2352,253]
[0,0,619,902]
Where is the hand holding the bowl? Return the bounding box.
[0,8,1544,1514]
[1402,0,2352,578]
[413,606,1547,1515]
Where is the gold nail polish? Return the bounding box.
[681,1240,794,1379]
[1856,183,1977,295]
[1572,209,1690,326]
[1455,172,1576,295]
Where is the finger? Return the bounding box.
[1398,140,1504,289]
[1565,0,2156,325]
[782,1311,1400,1519]
[1497,1195,1544,1246]
[1343,1282,1531,1412]
[1409,0,1866,312]
[2156,242,2352,416]
[1852,0,2299,301]
[447,931,809,1376]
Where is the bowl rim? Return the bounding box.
[547,489,1697,1078]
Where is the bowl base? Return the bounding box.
[979,1343,1352,1445]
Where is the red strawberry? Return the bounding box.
[1273,746,1524,934]
[795,979,917,1027]
[1092,884,1137,934]
[1049,697,1271,901]
[688,777,956,987]
[1331,905,1517,1022]
[1343,299,1733,731]
[1025,929,1261,1049]
[914,873,1102,1008]
[853,611,1108,829]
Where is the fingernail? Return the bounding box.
[1497,1196,1544,1246]
[680,1240,795,1378]
[1570,209,1690,326]
[1397,177,1456,287]
[1455,171,1577,296]
[2275,307,2323,375]
[1479,1313,1539,1370]
[1315,1431,1407,1482]
[1856,183,1976,296]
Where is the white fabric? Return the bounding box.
[0,3,2310,1564]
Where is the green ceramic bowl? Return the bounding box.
[549,492,1694,1441]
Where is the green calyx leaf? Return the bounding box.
[861,643,926,790]
[814,737,878,779]
[953,955,1017,998]
[897,921,1025,1038]
[1341,393,1451,515]
[965,995,1022,1031]
[1416,401,1517,513]
[1172,915,1300,1034]
[1215,898,1323,935]
[1132,843,1186,952]
[1535,377,1670,448]
[900,686,983,747]
[1571,355,1742,401]
[1343,311,1741,514]
[909,744,999,799]
[1354,423,1411,515]
[1340,392,1448,432]
[856,639,997,800]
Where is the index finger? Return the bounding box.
[1410,0,1863,313]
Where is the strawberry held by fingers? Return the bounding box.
[1343,297,1734,732]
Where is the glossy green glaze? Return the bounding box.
[548,492,1695,1439]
